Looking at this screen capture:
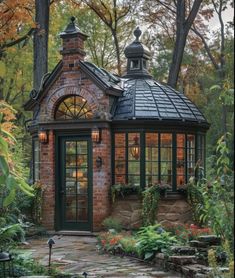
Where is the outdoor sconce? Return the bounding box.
[47,238,55,267]
[130,135,140,160]
[92,127,101,143]
[96,156,102,168]
[38,128,48,144]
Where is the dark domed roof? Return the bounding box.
[113,78,208,124]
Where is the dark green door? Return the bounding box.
[57,135,92,231]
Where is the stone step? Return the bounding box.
[171,246,196,255]
[168,255,197,265]
[181,264,211,278]
[197,235,221,246]
[189,240,209,248]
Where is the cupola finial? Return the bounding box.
[71,16,76,23]
[134,27,142,42]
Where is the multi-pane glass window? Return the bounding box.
[33,139,40,182]
[176,134,186,188]
[187,135,196,179]
[114,133,126,184]
[114,133,141,186]
[114,132,205,191]
[145,133,159,186]
[55,95,93,120]
[128,133,140,186]
[197,134,205,179]
[160,134,172,185]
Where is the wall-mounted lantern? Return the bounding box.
[92,126,101,143]
[96,156,102,168]
[38,128,48,144]
[130,135,140,160]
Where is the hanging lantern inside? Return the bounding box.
[130,135,140,160]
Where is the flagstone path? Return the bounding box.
[21,235,181,278]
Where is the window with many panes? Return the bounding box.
[33,139,40,182]
[114,131,205,191]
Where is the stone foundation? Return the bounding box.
[110,195,193,229]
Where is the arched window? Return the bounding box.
[55,95,93,120]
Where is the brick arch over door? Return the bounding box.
[46,86,99,120]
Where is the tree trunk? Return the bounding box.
[33,0,50,91]
[112,29,121,75]
[167,0,186,88]
[0,77,4,100]
[167,0,203,88]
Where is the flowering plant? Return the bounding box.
[165,223,212,243]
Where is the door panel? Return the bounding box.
[57,136,92,231]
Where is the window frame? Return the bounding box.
[32,137,40,183]
[112,130,206,192]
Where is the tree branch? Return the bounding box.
[185,0,203,32]
[0,28,35,52]
[192,27,219,70]
[156,0,176,14]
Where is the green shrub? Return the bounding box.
[102,217,123,232]
[119,236,137,254]
[142,185,160,226]
[136,224,177,260]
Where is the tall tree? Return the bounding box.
[141,0,205,88]
[191,0,234,133]
[0,0,34,100]
[33,0,50,91]
[167,0,203,88]
[74,0,136,75]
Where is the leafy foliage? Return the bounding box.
[0,101,34,248]
[136,224,177,260]
[142,185,160,226]
[188,134,234,250]
[102,217,123,232]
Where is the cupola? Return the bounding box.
[124,27,152,79]
[60,17,89,69]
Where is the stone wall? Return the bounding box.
[110,195,193,229]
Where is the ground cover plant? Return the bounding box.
[97,223,177,261]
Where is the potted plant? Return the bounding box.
[111,184,142,203]
[156,183,172,197]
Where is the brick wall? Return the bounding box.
[92,128,112,231]
[39,130,55,229]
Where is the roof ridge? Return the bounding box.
[154,81,182,120]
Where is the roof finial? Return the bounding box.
[71,16,76,23]
[134,27,142,42]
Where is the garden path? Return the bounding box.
[21,235,181,278]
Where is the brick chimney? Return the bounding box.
[60,16,88,70]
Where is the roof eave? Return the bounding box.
[23,61,63,111]
[79,61,123,97]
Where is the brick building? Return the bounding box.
[25,18,209,232]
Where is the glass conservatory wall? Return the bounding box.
[114,132,205,191]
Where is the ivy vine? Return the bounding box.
[142,185,160,226]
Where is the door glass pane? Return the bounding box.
[66,196,76,221]
[64,140,89,223]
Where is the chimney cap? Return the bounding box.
[60,16,88,39]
